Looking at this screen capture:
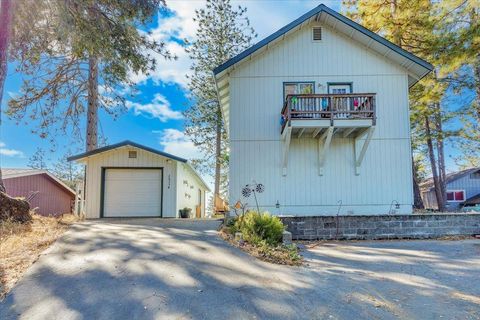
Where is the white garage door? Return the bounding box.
[103,168,162,217]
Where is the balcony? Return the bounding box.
[281,93,376,135]
[280,93,377,176]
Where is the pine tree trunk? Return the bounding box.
[86,56,98,152]
[0,0,14,193]
[425,115,444,211]
[214,106,222,199]
[474,54,480,119]
[412,159,424,209]
[434,104,447,211]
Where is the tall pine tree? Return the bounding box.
[7,0,175,151]
[184,0,256,200]
[343,0,470,211]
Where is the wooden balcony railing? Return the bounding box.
[281,93,376,133]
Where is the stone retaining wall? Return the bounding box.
[280,214,480,240]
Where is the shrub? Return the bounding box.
[234,211,285,246]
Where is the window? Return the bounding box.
[328,83,352,94]
[312,27,322,41]
[283,82,314,100]
[446,190,465,202]
[128,151,137,158]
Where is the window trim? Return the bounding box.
[327,82,353,93]
[446,189,466,202]
[283,81,315,101]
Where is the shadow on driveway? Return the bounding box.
[1,219,479,319]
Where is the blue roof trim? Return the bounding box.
[67,140,188,163]
[213,4,433,76]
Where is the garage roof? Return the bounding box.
[67,140,188,163]
[68,141,211,191]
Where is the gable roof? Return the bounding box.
[67,141,210,192]
[420,167,480,191]
[214,4,434,134]
[3,168,76,196]
[67,140,188,163]
[214,4,433,79]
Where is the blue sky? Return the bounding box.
[0,0,466,187]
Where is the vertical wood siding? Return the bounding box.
[228,23,413,215]
[4,175,74,216]
[83,147,177,218]
[176,163,206,218]
[447,174,480,202]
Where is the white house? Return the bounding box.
[68,141,210,219]
[214,5,433,216]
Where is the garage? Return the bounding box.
[102,168,163,218]
[68,141,210,219]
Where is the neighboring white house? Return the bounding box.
[214,5,433,216]
[420,167,480,211]
[68,141,210,219]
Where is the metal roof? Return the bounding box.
[213,4,433,76]
[67,140,188,163]
[420,167,480,191]
[68,141,210,191]
[3,168,76,196]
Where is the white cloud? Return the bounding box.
[0,141,25,157]
[129,41,191,87]
[130,1,203,87]
[156,128,199,160]
[126,93,183,122]
[131,1,341,88]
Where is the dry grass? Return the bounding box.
[219,229,303,266]
[0,213,80,299]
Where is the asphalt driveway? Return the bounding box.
[1,219,479,320]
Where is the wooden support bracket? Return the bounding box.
[343,127,356,138]
[318,126,334,176]
[354,126,375,175]
[312,127,321,138]
[297,128,305,138]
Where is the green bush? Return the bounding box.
[234,211,285,246]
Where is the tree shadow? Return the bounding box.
[1,219,479,320]
[302,239,480,319]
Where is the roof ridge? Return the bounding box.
[213,4,432,76]
[67,140,188,163]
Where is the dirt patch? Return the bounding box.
[219,229,303,266]
[0,213,80,299]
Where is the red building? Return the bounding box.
[3,168,75,216]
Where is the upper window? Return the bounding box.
[283,82,314,100]
[446,190,465,202]
[328,83,352,94]
[312,27,322,41]
[128,150,137,158]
